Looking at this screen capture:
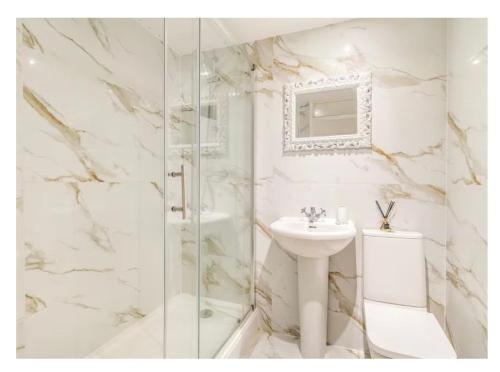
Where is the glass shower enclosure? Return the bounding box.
[164,18,254,358]
[16,18,254,358]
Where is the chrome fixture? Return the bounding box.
[301,207,326,224]
[168,165,186,219]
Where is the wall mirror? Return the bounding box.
[282,72,372,152]
[169,97,228,156]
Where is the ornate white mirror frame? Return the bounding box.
[168,96,228,157]
[282,72,372,153]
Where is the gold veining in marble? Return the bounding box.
[202,260,251,295]
[328,271,364,329]
[62,297,101,311]
[446,253,486,309]
[113,307,145,327]
[88,19,112,54]
[447,112,483,185]
[23,85,113,182]
[373,67,446,88]
[25,294,47,314]
[150,181,164,198]
[103,80,163,128]
[67,183,115,252]
[45,19,112,74]
[204,236,227,256]
[18,18,166,358]
[25,242,52,271]
[373,145,445,204]
[136,137,161,159]
[20,23,44,53]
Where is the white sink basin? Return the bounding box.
[270,217,356,258]
[269,216,356,358]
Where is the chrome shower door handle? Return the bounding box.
[168,164,186,219]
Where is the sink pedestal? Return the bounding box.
[297,256,329,358]
[270,217,356,358]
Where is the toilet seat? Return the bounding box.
[364,300,457,359]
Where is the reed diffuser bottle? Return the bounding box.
[375,200,395,231]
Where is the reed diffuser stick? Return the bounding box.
[375,200,395,231]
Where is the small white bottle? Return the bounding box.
[336,206,347,225]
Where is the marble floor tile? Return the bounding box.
[246,329,364,359]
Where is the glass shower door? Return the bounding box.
[164,18,200,358]
[198,19,254,358]
[164,18,254,358]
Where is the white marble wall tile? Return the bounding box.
[445,19,487,358]
[17,18,165,357]
[18,19,164,184]
[22,181,144,357]
[253,19,447,355]
[137,181,164,314]
[254,226,273,333]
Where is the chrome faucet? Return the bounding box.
[301,207,326,224]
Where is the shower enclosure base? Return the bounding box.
[215,307,260,358]
[88,294,244,358]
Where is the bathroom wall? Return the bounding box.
[445,19,487,358]
[251,19,447,354]
[16,19,165,357]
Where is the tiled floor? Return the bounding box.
[245,329,365,359]
[88,301,365,359]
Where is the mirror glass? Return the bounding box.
[170,101,220,146]
[282,72,372,152]
[295,87,357,138]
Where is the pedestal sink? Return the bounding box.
[270,217,356,358]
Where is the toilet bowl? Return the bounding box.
[364,300,456,358]
[363,229,456,359]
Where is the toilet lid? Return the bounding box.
[364,300,457,358]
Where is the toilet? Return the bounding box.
[362,229,457,359]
